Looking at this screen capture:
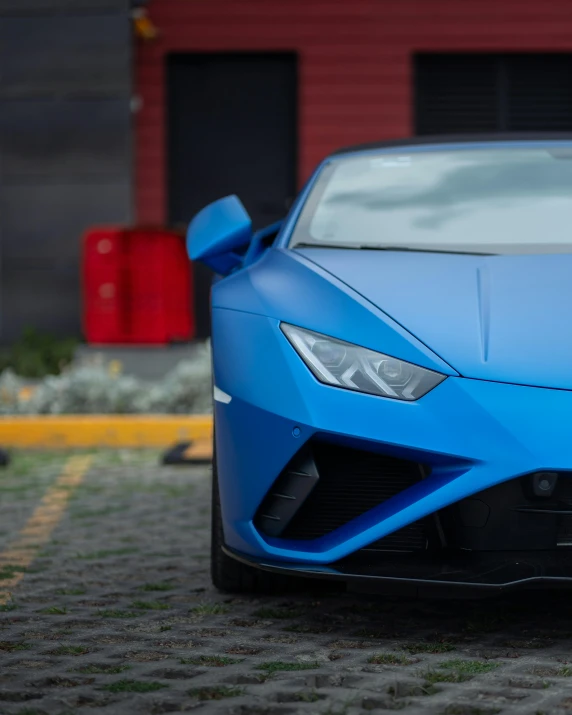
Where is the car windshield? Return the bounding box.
[290,144,572,254]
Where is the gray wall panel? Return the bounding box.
[0,99,131,178]
[3,267,84,336]
[0,1,128,15]
[1,182,132,261]
[0,15,130,96]
[0,1,132,342]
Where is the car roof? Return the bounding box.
[330,132,572,157]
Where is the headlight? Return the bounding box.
[281,324,446,401]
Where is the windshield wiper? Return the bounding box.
[292,242,495,255]
[363,245,496,255]
[292,242,361,250]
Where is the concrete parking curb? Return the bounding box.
[0,415,213,448]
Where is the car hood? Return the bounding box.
[297,248,572,390]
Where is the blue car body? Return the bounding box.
[190,136,572,594]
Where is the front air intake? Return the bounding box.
[255,441,428,551]
[254,448,319,538]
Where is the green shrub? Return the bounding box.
[0,327,78,378]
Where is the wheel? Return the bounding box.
[210,444,314,594]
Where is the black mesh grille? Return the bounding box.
[281,442,426,550]
[364,522,427,552]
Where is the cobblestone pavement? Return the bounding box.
[3,451,572,715]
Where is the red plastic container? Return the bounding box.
[82,227,195,344]
[82,227,128,344]
[127,228,193,344]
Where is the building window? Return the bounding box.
[415,53,572,135]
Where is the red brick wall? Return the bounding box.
[135,0,572,223]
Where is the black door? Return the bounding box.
[167,53,298,338]
[415,53,572,135]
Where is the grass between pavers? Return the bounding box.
[502,637,553,649]
[252,606,307,619]
[76,548,139,560]
[74,664,131,674]
[256,661,320,674]
[0,564,26,580]
[0,601,17,612]
[441,706,502,715]
[1,450,73,477]
[180,655,243,667]
[97,609,139,619]
[291,691,322,702]
[188,685,244,700]
[319,696,358,715]
[101,679,168,693]
[130,600,170,611]
[190,602,229,615]
[89,449,164,468]
[0,449,163,487]
[49,645,90,656]
[402,641,456,654]
[71,505,129,520]
[138,582,175,592]
[5,448,163,472]
[0,640,29,652]
[0,485,47,501]
[283,623,333,635]
[439,659,500,675]
[389,658,500,690]
[388,681,440,698]
[38,606,67,615]
[368,653,416,666]
[138,483,196,499]
[424,670,472,685]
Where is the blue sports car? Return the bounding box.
[187,135,572,596]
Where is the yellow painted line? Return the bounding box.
[0,415,213,448]
[0,455,93,605]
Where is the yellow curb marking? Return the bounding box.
[0,415,212,448]
[0,455,93,605]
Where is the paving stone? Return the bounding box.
[2,450,572,714]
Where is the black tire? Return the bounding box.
[210,448,316,594]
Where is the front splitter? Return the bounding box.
[223,546,572,597]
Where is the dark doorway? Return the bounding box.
[167,52,298,338]
[415,53,572,135]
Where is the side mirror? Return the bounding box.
[186,195,252,275]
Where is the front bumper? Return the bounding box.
[224,546,572,595]
[213,308,572,580]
